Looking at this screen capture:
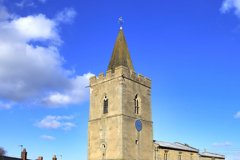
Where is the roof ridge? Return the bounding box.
[201,152,225,156]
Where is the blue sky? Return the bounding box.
[0,0,240,160]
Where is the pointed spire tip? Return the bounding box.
[107,28,134,72]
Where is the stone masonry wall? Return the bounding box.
[88,66,153,160]
[153,143,199,160]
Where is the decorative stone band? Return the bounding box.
[89,65,151,88]
[88,113,153,123]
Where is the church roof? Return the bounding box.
[107,28,134,72]
[200,152,225,159]
[154,141,199,153]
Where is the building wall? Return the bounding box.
[87,66,153,160]
[153,143,199,160]
[88,67,123,160]
[121,66,153,160]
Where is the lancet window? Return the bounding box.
[103,95,108,114]
[134,94,139,114]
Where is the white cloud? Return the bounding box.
[56,115,74,120]
[220,0,240,18]
[11,14,60,42]
[15,0,35,8]
[0,5,10,20]
[234,111,240,118]
[40,135,55,140]
[38,73,93,107]
[35,115,61,129]
[225,142,232,146]
[211,143,224,147]
[211,142,232,147]
[55,8,77,24]
[35,115,76,131]
[0,6,93,108]
[61,122,76,131]
[0,101,12,109]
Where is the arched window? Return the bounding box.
[103,95,108,114]
[134,94,139,114]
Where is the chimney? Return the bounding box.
[21,148,27,160]
[52,155,57,160]
[204,149,206,152]
[38,156,43,160]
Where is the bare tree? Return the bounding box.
[0,147,7,156]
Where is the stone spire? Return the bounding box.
[107,28,134,72]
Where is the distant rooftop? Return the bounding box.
[0,155,29,160]
[154,141,199,153]
[200,152,225,159]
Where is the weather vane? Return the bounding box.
[118,17,124,29]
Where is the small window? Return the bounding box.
[178,155,181,160]
[135,140,138,144]
[164,151,168,160]
[134,94,139,114]
[103,95,108,114]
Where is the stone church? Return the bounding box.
[87,27,225,160]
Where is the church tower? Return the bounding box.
[87,27,153,160]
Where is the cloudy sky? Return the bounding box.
[0,0,240,160]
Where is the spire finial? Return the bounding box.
[118,17,124,29]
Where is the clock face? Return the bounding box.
[135,120,142,131]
